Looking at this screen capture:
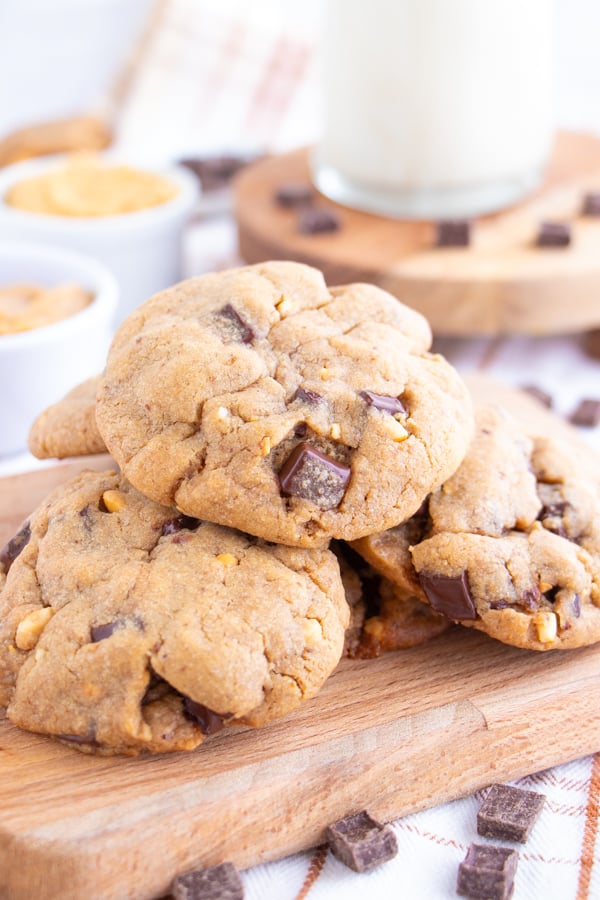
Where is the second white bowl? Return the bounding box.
[0,241,118,457]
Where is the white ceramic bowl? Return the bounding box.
[0,241,118,457]
[0,156,199,325]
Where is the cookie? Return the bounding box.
[96,261,473,547]
[0,470,348,754]
[334,544,450,658]
[28,376,105,459]
[0,116,111,167]
[352,379,600,651]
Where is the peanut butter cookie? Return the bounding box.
[29,375,105,459]
[0,470,348,754]
[352,381,600,651]
[96,261,473,547]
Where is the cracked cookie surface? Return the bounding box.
[352,382,600,651]
[0,470,348,754]
[95,261,473,547]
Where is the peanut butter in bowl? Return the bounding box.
[4,155,179,218]
[0,282,92,334]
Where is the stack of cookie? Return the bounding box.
[1,261,599,756]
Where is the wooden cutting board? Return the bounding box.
[1,459,600,900]
[235,131,600,336]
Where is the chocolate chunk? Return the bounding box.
[162,515,201,536]
[171,862,244,900]
[275,182,313,208]
[360,390,407,416]
[582,192,600,217]
[536,221,571,248]
[279,442,351,509]
[569,398,600,427]
[297,207,340,234]
[90,622,119,643]
[418,570,477,620]
[539,501,567,519]
[477,783,545,843]
[79,505,94,532]
[293,387,322,404]
[520,384,552,408]
[457,844,518,900]
[584,329,600,360]
[215,304,255,343]
[183,698,227,735]
[435,220,470,247]
[293,423,308,438]
[179,154,257,191]
[490,599,510,610]
[57,727,99,748]
[0,521,31,575]
[519,586,541,611]
[326,810,398,873]
[573,593,581,617]
[91,617,144,642]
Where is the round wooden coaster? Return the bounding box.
[234,132,600,336]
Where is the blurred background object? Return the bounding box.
[2,0,600,165]
[0,0,153,136]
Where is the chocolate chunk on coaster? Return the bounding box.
[326,810,398,873]
[582,192,600,217]
[519,384,553,408]
[536,221,571,248]
[279,442,351,509]
[171,862,244,900]
[275,182,313,208]
[583,330,600,360]
[418,570,477,620]
[477,783,545,843]
[457,844,518,900]
[435,220,470,247]
[297,207,341,234]
[178,155,257,192]
[569,398,600,427]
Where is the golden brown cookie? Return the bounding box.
[0,470,348,754]
[28,376,105,459]
[352,382,600,651]
[96,261,473,548]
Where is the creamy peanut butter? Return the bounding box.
[0,283,93,334]
[5,156,178,217]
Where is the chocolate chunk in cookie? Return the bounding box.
[279,442,351,509]
[0,522,30,575]
[418,570,477,620]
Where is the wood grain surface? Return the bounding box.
[1,460,600,899]
[235,131,600,337]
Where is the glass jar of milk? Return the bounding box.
[312,0,554,219]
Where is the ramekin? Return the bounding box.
[0,241,118,457]
[0,155,199,324]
